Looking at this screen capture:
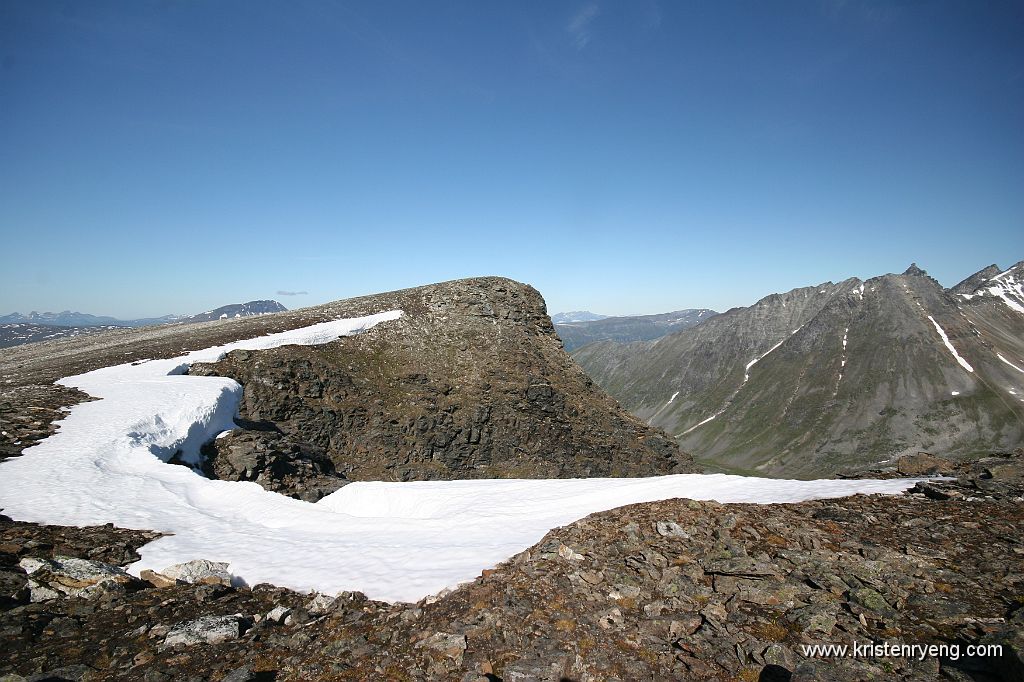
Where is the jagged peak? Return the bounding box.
[903,263,927,277]
[950,264,1002,295]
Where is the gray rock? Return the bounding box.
[305,592,337,615]
[414,632,467,665]
[18,555,135,601]
[156,559,233,586]
[266,605,291,624]
[163,613,244,646]
[655,520,689,538]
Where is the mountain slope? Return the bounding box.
[556,309,717,351]
[573,263,1024,477]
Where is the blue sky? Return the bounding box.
[2,1,1022,318]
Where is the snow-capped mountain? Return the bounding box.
[550,311,608,324]
[572,262,1024,477]
[180,300,287,323]
[953,261,1024,313]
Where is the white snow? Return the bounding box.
[680,411,723,435]
[998,353,1024,374]
[0,312,929,604]
[960,267,1024,314]
[834,327,850,396]
[926,316,974,373]
[743,327,801,383]
[668,391,679,404]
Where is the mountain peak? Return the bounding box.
[551,311,607,324]
[903,263,927,276]
[950,264,1002,294]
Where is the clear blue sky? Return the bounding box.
[2,1,1022,318]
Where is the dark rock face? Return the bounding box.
[1,454,1022,681]
[199,430,346,502]
[192,278,692,481]
[573,264,1024,477]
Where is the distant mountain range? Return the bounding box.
[0,300,287,328]
[0,300,288,348]
[555,309,718,351]
[550,311,608,324]
[572,262,1024,477]
[0,311,184,327]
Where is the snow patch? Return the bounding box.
[742,327,802,384]
[926,316,974,373]
[998,353,1024,374]
[680,410,724,435]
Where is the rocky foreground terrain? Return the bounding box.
[0,451,1021,681]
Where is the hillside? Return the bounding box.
[556,309,717,351]
[573,263,1024,477]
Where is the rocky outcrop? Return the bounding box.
[18,556,141,602]
[197,430,347,501]
[191,278,693,482]
[1,454,1021,680]
[141,560,234,589]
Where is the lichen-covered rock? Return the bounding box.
[163,613,245,646]
[18,556,137,601]
[144,559,233,587]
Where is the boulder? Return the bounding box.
[163,613,245,647]
[18,556,136,601]
[897,452,954,476]
[142,559,233,587]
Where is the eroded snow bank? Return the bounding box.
[1,312,924,603]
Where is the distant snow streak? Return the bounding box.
[680,410,723,435]
[927,316,974,373]
[997,353,1024,374]
[743,335,791,383]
